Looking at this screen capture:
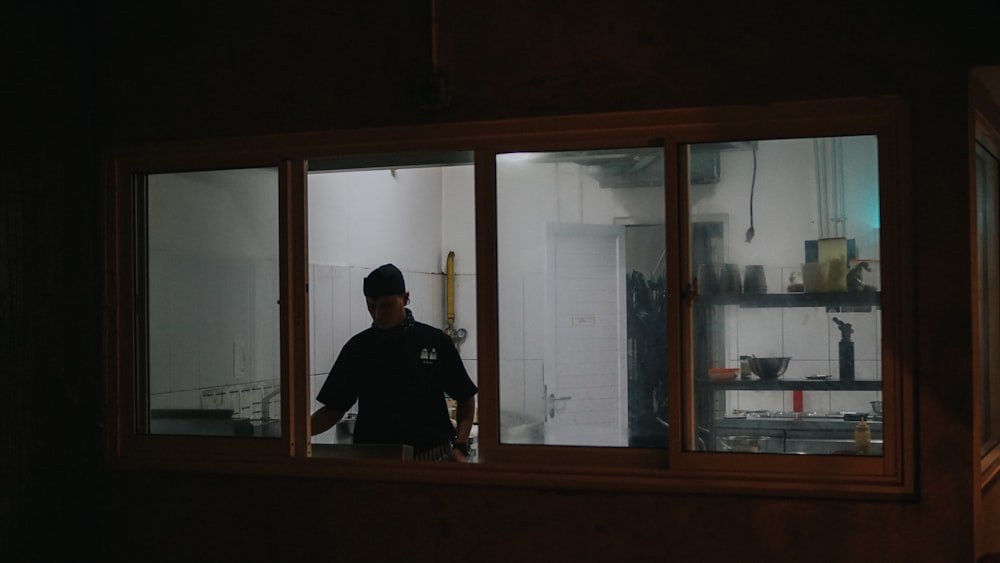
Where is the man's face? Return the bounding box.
[366,292,408,329]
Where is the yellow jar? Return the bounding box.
[854,418,871,454]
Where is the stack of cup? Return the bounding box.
[743,265,767,294]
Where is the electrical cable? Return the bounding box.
[745,146,758,243]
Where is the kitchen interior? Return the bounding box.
[142,135,882,459]
[690,136,883,455]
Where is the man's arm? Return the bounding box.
[449,396,476,462]
[310,405,345,436]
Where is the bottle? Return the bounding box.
[854,417,871,454]
[832,317,855,381]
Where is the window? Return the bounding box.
[494,148,668,459]
[977,140,1000,451]
[976,113,1000,481]
[305,153,477,459]
[686,136,884,457]
[105,99,913,496]
[141,168,281,439]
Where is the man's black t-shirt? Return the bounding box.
[316,309,477,452]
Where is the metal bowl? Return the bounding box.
[748,356,791,380]
[718,435,771,453]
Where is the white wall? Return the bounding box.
[307,167,443,270]
[693,136,880,278]
[147,169,281,414]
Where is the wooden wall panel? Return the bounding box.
[6,1,1000,561]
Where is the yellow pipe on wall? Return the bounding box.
[446,251,456,325]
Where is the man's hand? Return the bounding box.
[449,441,470,462]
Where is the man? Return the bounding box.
[311,263,478,462]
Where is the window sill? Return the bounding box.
[106,449,916,502]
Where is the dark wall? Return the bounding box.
[3,1,105,561]
[5,1,1000,561]
[100,1,984,142]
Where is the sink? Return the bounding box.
[250,420,281,437]
[230,418,281,437]
[335,417,356,442]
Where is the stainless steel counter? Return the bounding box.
[311,443,414,460]
[713,414,883,454]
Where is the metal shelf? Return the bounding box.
[699,379,882,391]
[696,291,880,308]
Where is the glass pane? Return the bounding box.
[496,148,667,447]
[977,142,1000,451]
[306,154,478,461]
[145,168,281,438]
[687,137,883,455]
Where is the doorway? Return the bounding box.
[543,224,628,446]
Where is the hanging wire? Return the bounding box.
[745,146,758,243]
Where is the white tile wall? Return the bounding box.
[310,264,334,376]
[737,308,784,356]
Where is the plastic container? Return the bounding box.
[818,237,848,292]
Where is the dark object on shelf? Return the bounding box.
[847,261,877,293]
[743,265,767,294]
[832,317,855,381]
[749,356,791,380]
[698,263,720,295]
[721,263,742,295]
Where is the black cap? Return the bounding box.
[363,264,406,299]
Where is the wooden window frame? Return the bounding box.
[668,106,914,497]
[973,77,1000,487]
[103,97,915,499]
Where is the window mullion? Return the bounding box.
[281,159,310,458]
